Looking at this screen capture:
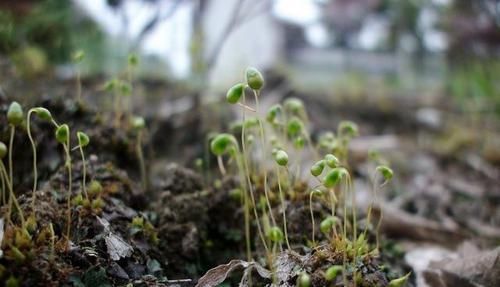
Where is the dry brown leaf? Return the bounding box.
[195,259,270,287]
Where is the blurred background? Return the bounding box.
[0,0,500,161]
[0,0,498,93]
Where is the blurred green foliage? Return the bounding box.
[448,61,500,114]
[0,0,105,65]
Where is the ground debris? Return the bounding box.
[195,259,271,287]
[424,247,500,287]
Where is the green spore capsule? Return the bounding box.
[376,165,393,181]
[104,79,118,92]
[267,226,284,243]
[319,131,335,148]
[245,67,264,90]
[243,117,259,129]
[320,216,336,234]
[294,136,305,149]
[325,265,343,281]
[324,154,340,168]
[72,50,85,63]
[0,141,7,159]
[271,147,279,157]
[120,81,132,96]
[323,167,347,188]
[55,124,69,144]
[226,83,244,104]
[33,107,52,121]
[310,160,325,177]
[287,117,303,137]
[131,116,146,130]
[297,272,311,287]
[368,149,381,161]
[210,133,237,156]
[128,53,139,67]
[246,134,255,145]
[339,121,359,137]
[284,97,304,114]
[229,121,243,134]
[77,131,90,147]
[274,150,289,166]
[7,101,23,126]
[266,104,282,123]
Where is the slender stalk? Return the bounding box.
[363,172,381,246]
[301,127,319,161]
[63,141,72,242]
[78,144,89,200]
[237,102,256,112]
[114,90,122,128]
[216,156,226,176]
[27,110,38,214]
[8,126,15,191]
[253,90,276,227]
[309,191,316,246]
[349,175,356,246]
[276,166,291,250]
[0,161,24,226]
[329,188,337,218]
[347,175,358,287]
[51,119,60,128]
[136,130,147,191]
[341,176,348,286]
[240,90,269,255]
[76,70,82,103]
[375,180,388,252]
[234,151,252,262]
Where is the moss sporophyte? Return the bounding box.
[55,123,74,244]
[0,140,25,227]
[76,131,90,200]
[72,50,85,103]
[7,102,23,192]
[27,107,57,219]
[131,116,147,191]
[210,67,397,285]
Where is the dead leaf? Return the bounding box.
[195,259,270,287]
[274,251,303,287]
[97,216,133,261]
[105,233,133,261]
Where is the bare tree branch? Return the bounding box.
[206,0,271,71]
[132,0,185,50]
[205,0,246,70]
